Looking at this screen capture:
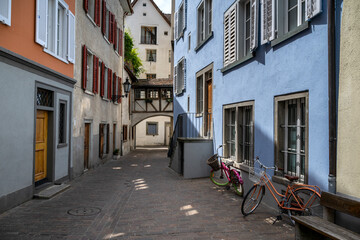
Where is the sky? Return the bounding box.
[153,0,171,14]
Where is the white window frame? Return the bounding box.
[87,0,96,24]
[197,0,212,45]
[175,0,186,40]
[146,49,156,62]
[0,0,12,26]
[103,66,108,100]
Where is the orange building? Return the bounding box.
[0,0,76,213]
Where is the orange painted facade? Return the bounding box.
[0,0,76,78]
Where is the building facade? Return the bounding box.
[0,0,76,212]
[72,0,132,177]
[172,0,341,197]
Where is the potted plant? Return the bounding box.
[113,148,120,160]
[166,98,173,103]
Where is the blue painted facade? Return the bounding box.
[173,0,342,191]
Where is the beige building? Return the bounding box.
[337,0,360,198]
[72,0,132,177]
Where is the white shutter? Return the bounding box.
[175,11,178,40]
[35,0,48,47]
[0,0,11,26]
[250,0,258,51]
[182,58,186,92]
[174,64,178,94]
[182,0,186,32]
[305,0,322,20]
[260,0,275,45]
[223,3,237,67]
[67,10,75,63]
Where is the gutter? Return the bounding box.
[328,0,337,193]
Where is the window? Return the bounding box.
[141,26,157,44]
[147,89,159,99]
[223,0,258,68]
[143,13,146,16]
[143,3,146,6]
[135,89,146,99]
[197,0,212,45]
[58,101,67,144]
[164,31,168,35]
[196,75,203,114]
[35,0,75,63]
[275,92,308,182]
[146,122,158,135]
[99,123,109,157]
[195,64,212,115]
[86,49,94,92]
[100,63,108,98]
[175,0,186,40]
[261,0,322,45]
[123,125,128,141]
[161,89,172,99]
[84,0,100,25]
[223,102,254,165]
[146,74,156,80]
[174,58,186,95]
[0,0,11,26]
[37,88,53,107]
[146,50,157,62]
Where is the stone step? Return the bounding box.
[34,184,70,199]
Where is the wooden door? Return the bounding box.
[165,122,171,146]
[84,123,90,169]
[35,110,48,182]
[206,79,212,136]
[113,124,116,151]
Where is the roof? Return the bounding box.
[124,64,138,82]
[132,78,173,87]
[131,0,171,26]
[121,0,134,14]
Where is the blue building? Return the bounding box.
[171,0,342,194]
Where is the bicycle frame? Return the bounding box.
[256,173,321,212]
[219,160,244,185]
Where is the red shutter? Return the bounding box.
[114,23,117,50]
[119,30,123,56]
[93,55,97,93]
[108,13,113,43]
[118,29,121,55]
[82,45,87,90]
[95,57,99,93]
[108,69,112,100]
[113,73,117,102]
[102,0,106,35]
[94,0,100,26]
[118,77,122,103]
[84,0,89,13]
[100,62,105,97]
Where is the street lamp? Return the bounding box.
[112,77,131,102]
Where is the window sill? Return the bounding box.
[57,143,68,149]
[86,14,97,27]
[175,32,185,42]
[194,31,213,52]
[140,43,158,45]
[84,90,95,96]
[102,98,110,102]
[104,36,111,45]
[43,48,69,64]
[115,51,119,57]
[271,22,309,48]
[221,52,254,73]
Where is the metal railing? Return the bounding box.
[167,112,212,157]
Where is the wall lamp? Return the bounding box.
[112,77,131,102]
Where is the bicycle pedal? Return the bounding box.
[272,215,282,225]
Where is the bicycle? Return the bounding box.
[207,145,244,196]
[241,157,322,225]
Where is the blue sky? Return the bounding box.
[153,0,171,14]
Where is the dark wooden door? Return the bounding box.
[206,79,212,136]
[84,123,90,169]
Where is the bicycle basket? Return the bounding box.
[249,165,268,185]
[207,154,220,171]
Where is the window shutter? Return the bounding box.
[182,58,186,93]
[109,13,113,42]
[305,0,322,20]
[250,0,258,52]
[118,77,122,103]
[106,124,110,153]
[183,0,187,32]
[118,29,122,55]
[175,11,178,40]
[67,10,75,63]
[94,0,100,26]
[100,62,105,97]
[35,0,48,47]
[84,0,88,13]
[174,65,178,94]
[82,45,87,90]
[260,0,275,45]
[113,73,117,102]
[102,0,106,35]
[108,69,112,100]
[0,0,11,26]
[93,56,97,93]
[114,21,117,50]
[223,3,237,67]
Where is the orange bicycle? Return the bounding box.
[241,157,322,225]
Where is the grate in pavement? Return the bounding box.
[67,207,101,216]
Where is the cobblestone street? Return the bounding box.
[0,149,294,239]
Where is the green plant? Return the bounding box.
[125,31,144,77]
[145,98,153,103]
[113,148,120,155]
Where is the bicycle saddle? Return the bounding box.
[285,175,299,181]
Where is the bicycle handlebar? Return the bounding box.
[255,157,278,171]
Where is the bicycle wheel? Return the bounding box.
[287,188,322,225]
[210,168,229,186]
[230,171,244,196]
[241,184,265,216]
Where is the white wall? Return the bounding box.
[125,0,172,79]
[136,116,171,146]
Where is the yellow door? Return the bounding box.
[35,110,48,182]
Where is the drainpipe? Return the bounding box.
[328,0,336,193]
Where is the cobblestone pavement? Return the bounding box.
[0,149,294,239]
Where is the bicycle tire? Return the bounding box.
[210,168,229,186]
[241,184,265,216]
[287,188,322,225]
[230,171,244,196]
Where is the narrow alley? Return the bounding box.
[0,149,294,240]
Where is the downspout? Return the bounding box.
[328,0,337,193]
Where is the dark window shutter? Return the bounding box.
[114,22,117,50]
[102,0,106,35]
[100,62,105,97]
[95,57,99,93]
[108,69,112,99]
[92,55,97,93]
[82,45,87,90]
[106,124,110,153]
[119,30,123,56]
[84,0,89,13]
[113,73,117,101]
[118,77,122,103]
[95,0,100,26]
[109,13,113,42]
[99,124,104,157]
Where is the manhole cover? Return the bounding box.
[67,207,101,216]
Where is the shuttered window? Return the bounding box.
[123,125,128,141]
[197,0,212,46]
[223,3,237,67]
[84,0,100,26]
[107,68,112,100]
[174,58,186,95]
[175,0,186,40]
[0,0,11,26]
[35,0,75,63]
